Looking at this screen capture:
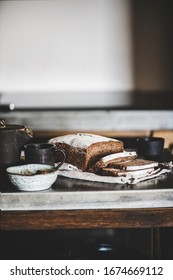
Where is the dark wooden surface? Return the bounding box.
[1,207,173,231]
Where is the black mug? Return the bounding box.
[136,137,164,160]
[24,143,66,167]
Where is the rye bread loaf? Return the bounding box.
[89,150,137,173]
[48,133,124,171]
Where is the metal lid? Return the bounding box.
[0,119,25,131]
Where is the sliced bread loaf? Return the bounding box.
[89,150,137,173]
[48,133,124,171]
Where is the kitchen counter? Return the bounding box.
[1,168,173,262]
[1,149,173,261]
[1,171,173,212]
[1,149,173,213]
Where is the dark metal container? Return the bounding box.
[0,119,33,168]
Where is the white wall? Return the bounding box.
[0,0,172,108]
[0,0,133,107]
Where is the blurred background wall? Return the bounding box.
[0,0,172,108]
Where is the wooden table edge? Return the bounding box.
[1,207,173,231]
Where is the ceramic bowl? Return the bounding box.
[136,137,164,159]
[6,164,59,191]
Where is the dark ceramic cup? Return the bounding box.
[24,143,65,167]
[136,137,164,160]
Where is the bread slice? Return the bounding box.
[89,150,137,173]
[101,167,156,177]
[48,133,124,171]
[108,158,159,171]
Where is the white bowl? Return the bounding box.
[6,164,59,191]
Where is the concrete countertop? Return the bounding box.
[1,171,173,211]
